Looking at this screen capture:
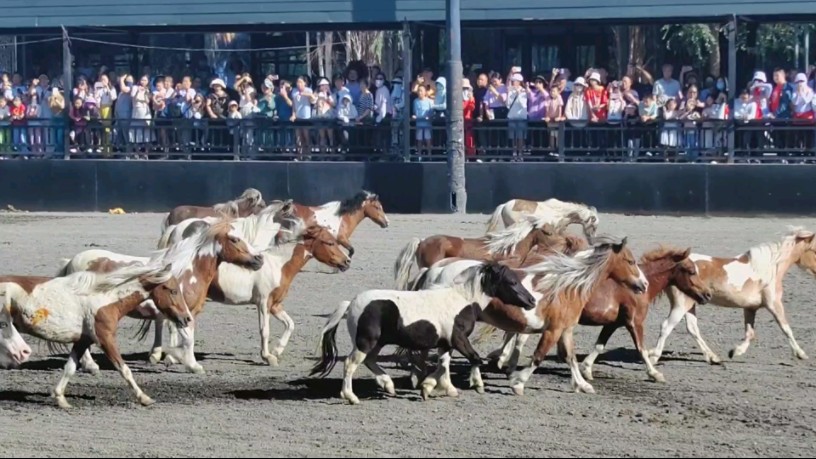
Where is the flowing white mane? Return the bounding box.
[64,259,172,295]
[742,226,816,283]
[231,201,293,249]
[151,222,238,278]
[525,236,619,304]
[539,198,599,232]
[484,215,543,256]
[262,218,310,258]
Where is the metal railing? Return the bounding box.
[0,117,814,163]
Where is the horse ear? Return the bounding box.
[677,247,692,261]
[612,237,627,253]
[797,233,816,243]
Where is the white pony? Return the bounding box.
[311,263,537,405]
[1,261,191,408]
[484,198,599,238]
[0,303,31,369]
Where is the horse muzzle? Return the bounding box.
[10,346,31,367]
[379,218,390,229]
[632,280,648,294]
[337,258,351,272]
[249,255,264,271]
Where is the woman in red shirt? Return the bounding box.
[10,96,26,152]
[584,72,608,122]
[462,78,476,157]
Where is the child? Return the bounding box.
[0,98,9,153]
[412,85,433,157]
[26,93,43,154]
[734,90,757,122]
[10,96,26,152]
[660,98,679,149]
[607,81,625,123]
[544,85,565,154]
[69,97,87,155]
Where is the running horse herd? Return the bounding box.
[0,191,814,408]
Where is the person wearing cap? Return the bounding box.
[432,76,447,115]
[791,73,814,120]
[390,76,405,118]
[504,73,529,159]
[585,71,608,123]
[333,74,351,111]
[206,78,230,120]
[767,69,792,120]
[462,78,476,157]
[653,63,682,107]
[314,77,336,153]
[565,77,590,123]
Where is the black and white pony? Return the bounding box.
[311,262,537,405]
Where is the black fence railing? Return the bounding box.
[1,118,816,163]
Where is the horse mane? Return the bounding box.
[336,190,377,216]
[484,215,545,256]
[213,201,240,217]
[65,260,172,295]
[742,226,815,283]
[233,200,295,248]
[640,246,687,264]
[262,218,310,257]
[238,188,263,204]
[152,219,235,278]
[525,235,621,304]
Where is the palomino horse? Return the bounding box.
[0,262,190,408]
[649,227,816,365]
[485,198,599,238]
[162,187,266,230]
[311,263,537,405]
[205,224,351,366]
[0,303,31,369]
[286,190,389,258]
[157,200,296,250]
[480,237,647,396]
[393,217,560,290]
[59,220,265,373]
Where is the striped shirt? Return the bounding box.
[357,92,374,119]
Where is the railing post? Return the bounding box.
[557,122,565,162]
[401,21,412,162]
[727,15,738,164]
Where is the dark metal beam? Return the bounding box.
[446,0,466,213]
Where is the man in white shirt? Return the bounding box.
[653,63,683,106]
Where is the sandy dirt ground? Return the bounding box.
[1,211,816,458]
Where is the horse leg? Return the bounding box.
[80,348,100,375]
[149,315,165,364]
[340,347,367,405]
[487,332,514,364]
[764,295,808,360]
[409,349,429,389]
[559,327,595,394]
[363,345,396,396]
[95,314,155,406]
[162,320,180,365]
[683,306,722,364]
[164,322,204,374]
[510,328,562,396]
[257,300,276,366]
[270,306,295,362]
[649,290,693,364]
[421,344,453,400]
[580,324,618,381]
[451,329,485,394]
[337,234,355,258]
[625,319,665,383]
[436,350,459,398]
[53,338,94,409]
[729,308,757,359]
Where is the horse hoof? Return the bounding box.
[578,384,596,394]
[797,352,809,360]
[580,367,594,381]
[139,395,156,407]
[728,349,737,359]
[84,365,101,376]
[149,353,163,365]
[707,354,723,365]
[475,386,485,395]
[511,384,525,396]
[446,388,459,398]
[420,384,434,401]
[385,383,396,397]
[163,355,179,365]
[410,374,420,390]
[651,372,667,384]
[188,364,206,375]
[340,391,360,405]
[263,354,279,366]
[55,396,72,410]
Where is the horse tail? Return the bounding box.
[55,258,73,277]
[485,202,508,234]
[310,300,352,378]
[408,267,430,291]
[473,324,500,345]
[160,212,172,233]
[393,238,421,290]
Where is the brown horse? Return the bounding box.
[285,190,389,258]
[577,247,712,383]
[394,217,559,290]
[476,237,647,395]
[59,220,266,373]
[162,188,266,230]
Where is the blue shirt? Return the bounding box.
[275,94,292,121]
[413,98,433,126]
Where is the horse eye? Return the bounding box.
[0,322,6,329]
[171,289,179,295]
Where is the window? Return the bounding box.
[532,45,559,75]
[576,45,596,73]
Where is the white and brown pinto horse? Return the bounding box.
[206,223,351,366]
[0,303,31,369]
[485,198,599,239]
[162,187,266,230]
[0,262,190,408]
[287,190,389,258]
[311,263,537,405]
[393,217,561,290]
[650,227,816,365]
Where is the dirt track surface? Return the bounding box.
[1,212,816,458]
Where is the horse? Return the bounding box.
[0,302,31,369]
[1,261,190,408]
[311,262,537,405]
[158,199,296,250]
[285,190,389,258]
[484,198,599,239]
[472,237,646,396]
[649,227,816,366]
[59,220,266,373]
[393,217,561,290]
[203,224,352,366]
[162,187,266,231]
